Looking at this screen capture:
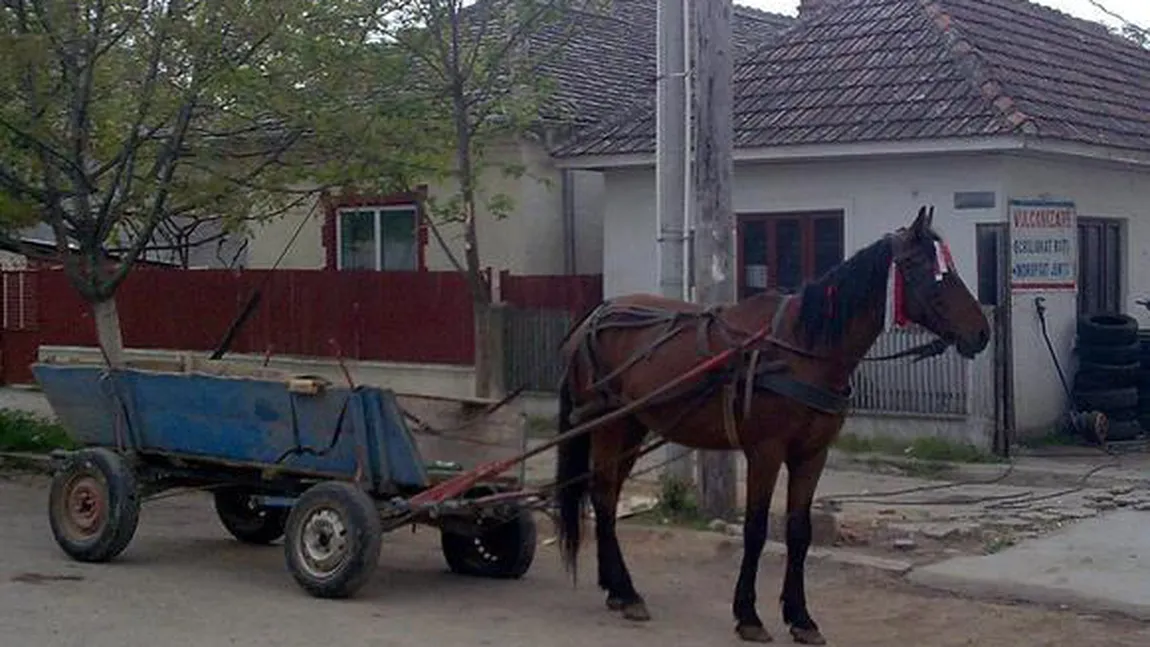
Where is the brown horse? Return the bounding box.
[553,206,989,644]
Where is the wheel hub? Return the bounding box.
[299,508,348,576]
[64,476,105,536]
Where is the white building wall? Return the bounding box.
[598,150,1150,439]
[241,136,606,278]
[1003,154,1150,437]
[602,154,1007,299]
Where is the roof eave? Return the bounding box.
[553,135,1032,170]
[1017,137,1150,169]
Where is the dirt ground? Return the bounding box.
[2,473,1147,647]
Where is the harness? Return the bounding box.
[564,293,948,449]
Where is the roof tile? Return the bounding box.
[554,0,1150,157]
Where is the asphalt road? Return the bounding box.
[2,474,1148,647]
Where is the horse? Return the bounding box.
[552,206,990,644]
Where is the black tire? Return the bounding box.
[1106,406,1138,422]
[1078,314,1138,346]
[1077,341,1140,366]
[214,487,289,545]
[441,507,537,579]
[1075,360,1139,390]
[1106,419,1143,441]
[48,448,140,563]
[1072,386,1138,412]
[284,481,382,599]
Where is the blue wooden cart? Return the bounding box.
[33,360,540,599]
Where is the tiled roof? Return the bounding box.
[553,0,1150,157]
[524,0,795,126]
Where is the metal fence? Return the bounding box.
[502,306,574,393]
[502,303,1000,424]
[851,306,998,419]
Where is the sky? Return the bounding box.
[739,0,1150,31]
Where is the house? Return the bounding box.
[550,0,1150,443]
[239,0,795,277]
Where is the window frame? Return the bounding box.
[333,203,423,272]
[735,209,845,297]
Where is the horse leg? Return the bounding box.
[733,443,785,643]
[591,417,650,621]
[780,447,830,645]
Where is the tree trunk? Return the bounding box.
[92,297,126,368]
[473,298,493,399]
[471,299,506,400]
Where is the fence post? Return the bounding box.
[487,302,508,398]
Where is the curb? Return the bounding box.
[0,452,53,475]
[825,450,1149,491]
[906,564,1150,622]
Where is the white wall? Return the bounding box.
[1004,154,1150,437]
[602,154,1007,299]
[241,136,606,278]
[598,150,1150,439]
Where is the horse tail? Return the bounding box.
[555,373,590,584]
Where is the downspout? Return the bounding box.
[562,168,577,275]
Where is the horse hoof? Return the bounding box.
[606,597,626,611]
[621,602,651,622]
[736,624,774,643]
[790,626,827,645]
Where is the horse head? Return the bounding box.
[890,206,990,359]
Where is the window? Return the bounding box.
[737,210,844,298]
[336,205,419,271]
[976,223,1006,307]
[1077,217,1122,316]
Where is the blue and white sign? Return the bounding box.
[1009,199,1076,292]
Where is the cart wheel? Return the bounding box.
[441,507,537,579]
[284,481,381,599]
[214,487,288,545]
[48,447,140,563]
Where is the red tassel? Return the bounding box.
[893,267,908,326]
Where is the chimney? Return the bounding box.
[798,0,837,17]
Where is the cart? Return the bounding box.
[33,359,541,599]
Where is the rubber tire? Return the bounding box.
[284,482,382,599]
[1106,419,1143,441]
[48,447,140,563]
[1074,360,1139,390]
[1072,386,1138,412]
[1106,406,1138,422]
[1077,341,1140,366]
[214,487,289,545]
[441,507,537,579]
[1077,314,1138,346]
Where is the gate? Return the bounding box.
[501,306,574,393]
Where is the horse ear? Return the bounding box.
[910,205,932,239]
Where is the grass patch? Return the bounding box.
[523,414,557,439]
[624,475,712,531]
[0,408,73,453]
[835,432,1002,464]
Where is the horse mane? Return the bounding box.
[795,235,894,347]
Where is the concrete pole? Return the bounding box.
[693,0,738,520]
[655,0,695,487]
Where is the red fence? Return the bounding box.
[499,270,602,319]
[0,268,603,385]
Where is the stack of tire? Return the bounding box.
[1073,313,1144,442]
[1140,329,1150,433]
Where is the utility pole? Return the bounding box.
[693,0,738,520]
[655,0,695,489]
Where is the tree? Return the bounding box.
[349,0,606,399]
[0,0,435,365]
